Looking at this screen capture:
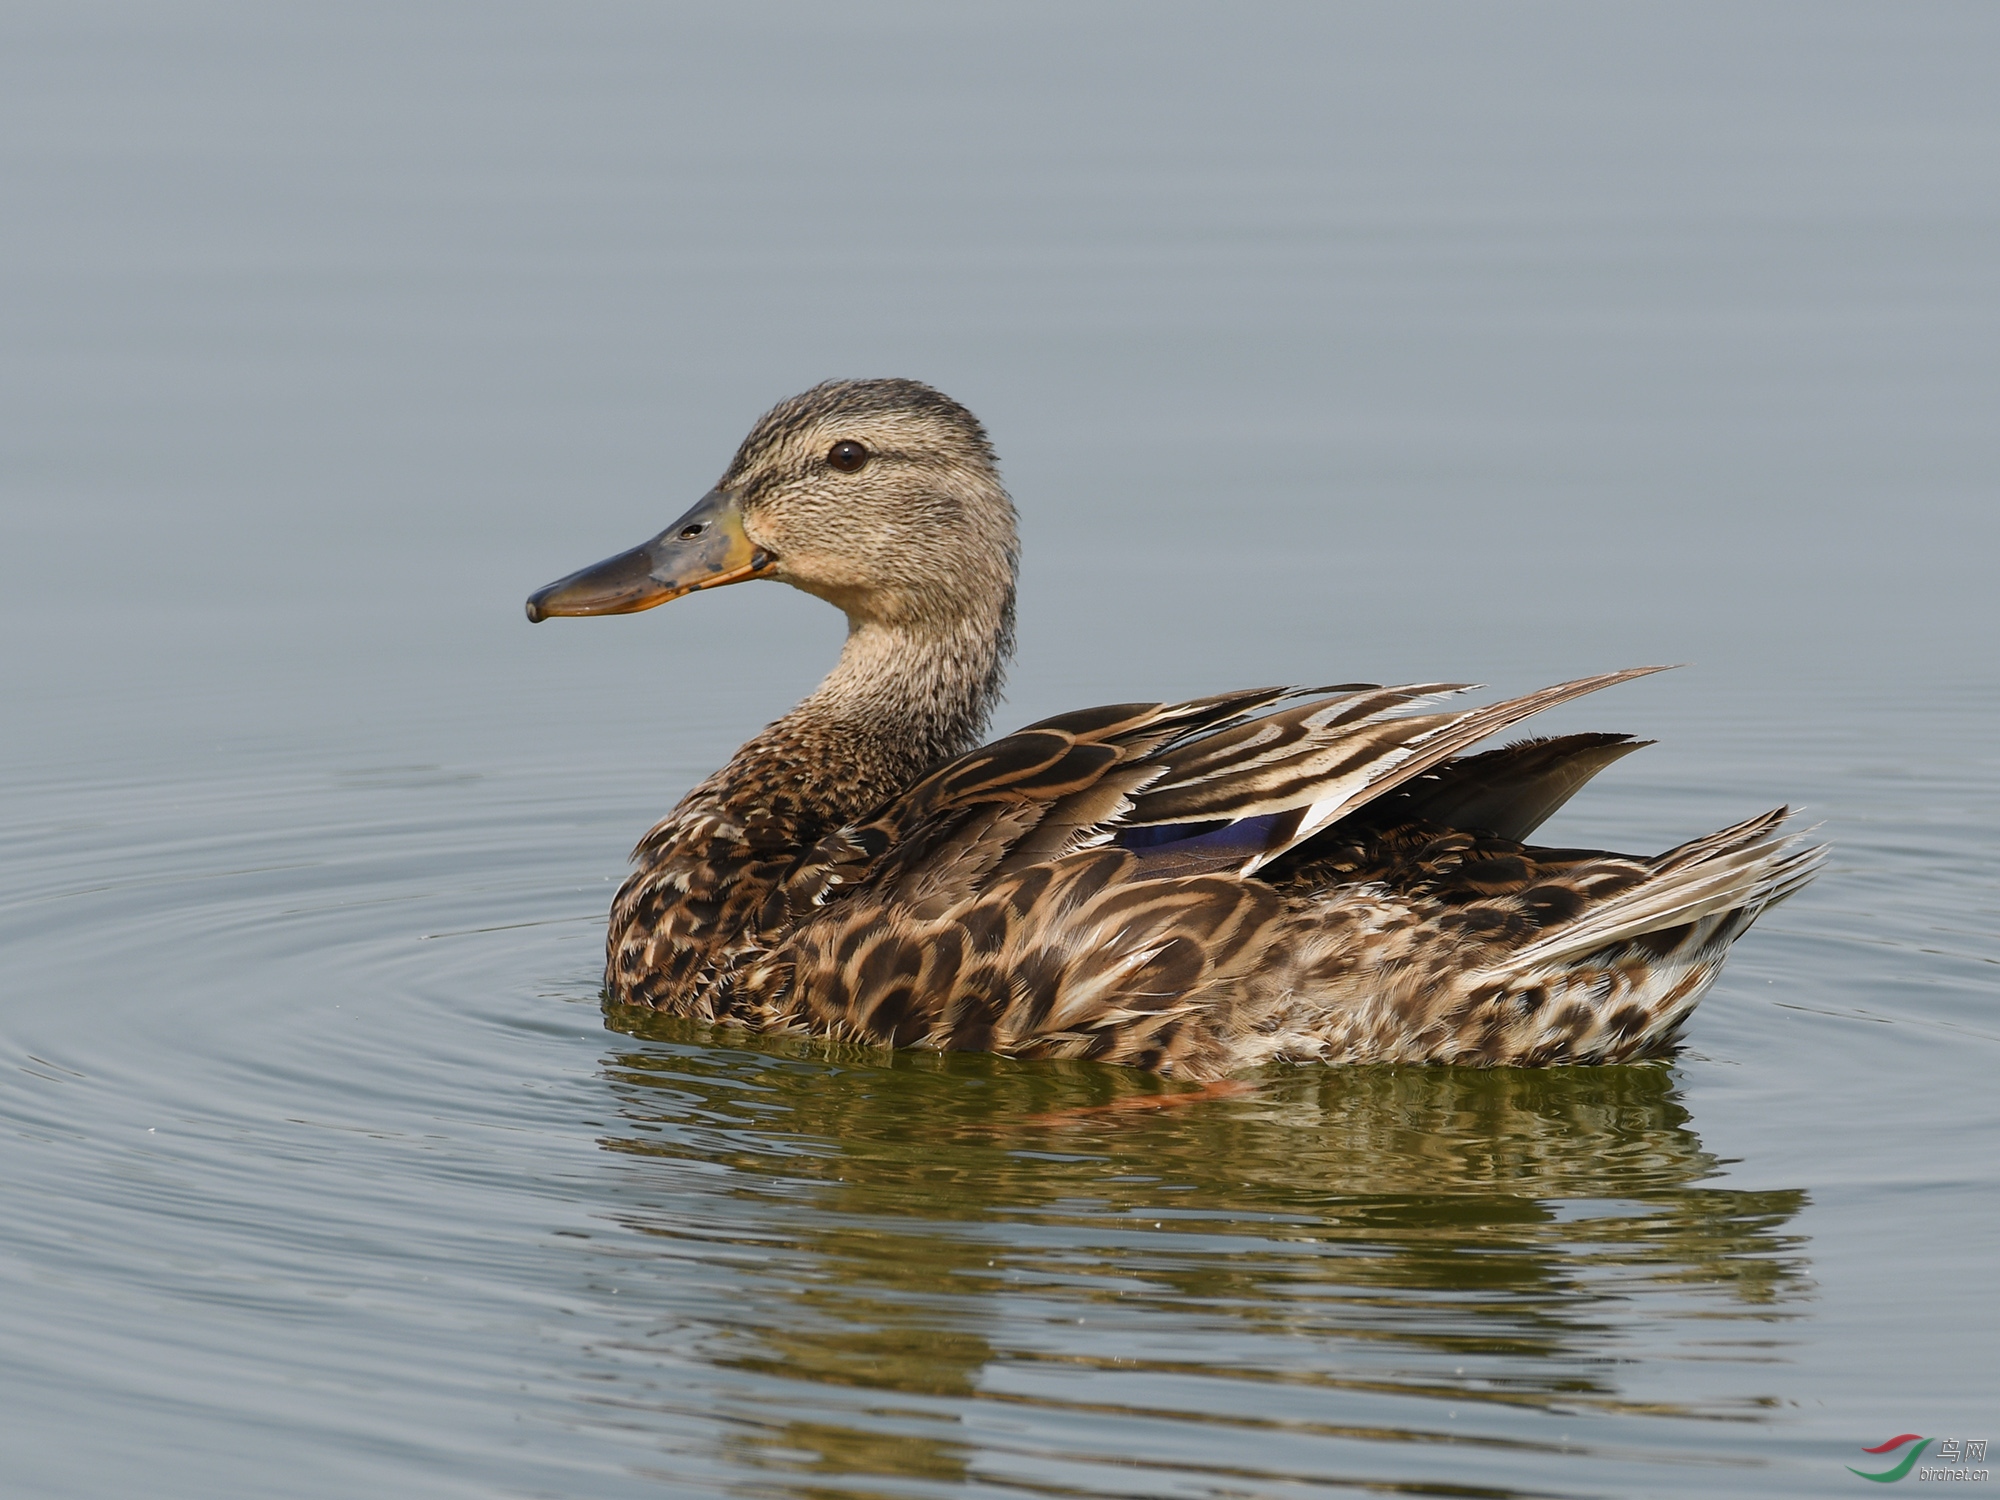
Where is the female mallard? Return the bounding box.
[527,379,1819,1079]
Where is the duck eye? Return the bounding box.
[678,522,708,540]
[826,440,869,473]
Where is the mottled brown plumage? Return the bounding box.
[528,379,1822,1079]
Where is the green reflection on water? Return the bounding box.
[592,1010,1809,1496]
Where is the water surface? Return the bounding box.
[3,5,1997,1496]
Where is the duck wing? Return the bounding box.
[786,667,1667,915]
[1332,731,1653,843]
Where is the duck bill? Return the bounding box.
[525,489,776,622]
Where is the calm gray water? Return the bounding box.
[4,4,1997,1496]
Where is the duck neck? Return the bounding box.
[718,591,1016,828]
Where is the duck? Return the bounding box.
[525,378,1820,1080]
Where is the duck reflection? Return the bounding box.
[587,1011,1809,1493]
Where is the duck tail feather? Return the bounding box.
[1495,808,1825,976]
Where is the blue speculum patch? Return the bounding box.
[1117,812,1285,863]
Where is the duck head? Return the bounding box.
[526,378,1019,638]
